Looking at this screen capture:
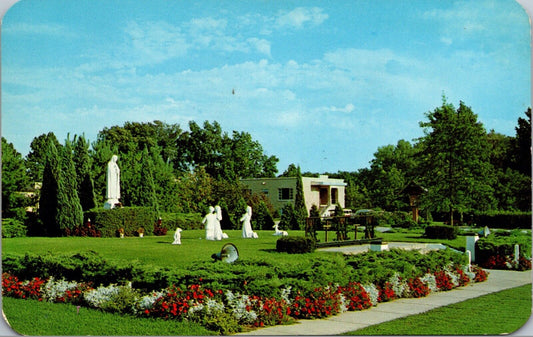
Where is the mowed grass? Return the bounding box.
[2,230,307,267]
[344,284,532,336]
[2,297,215,336]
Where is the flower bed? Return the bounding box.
[2,264,489,334]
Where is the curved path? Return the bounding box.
[240,269,531,335]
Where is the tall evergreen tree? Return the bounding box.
[1,138,31,219]
[73,135,96,211]
[138,146,159,215]
[294,166,308,229]
[26,132,60,183]
[39,140,61,236]
[56,140,84,233]
[418,99,495,224]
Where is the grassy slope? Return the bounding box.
[344,284,532,336]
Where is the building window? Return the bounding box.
[278,188,294,201]
[261,189,269,195]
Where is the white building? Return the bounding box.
[240,175,347,216]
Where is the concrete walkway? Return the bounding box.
[240,269,532,335]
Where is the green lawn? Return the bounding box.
[2,297,215,336]
[2,230,305,267]
[344,284,532,335]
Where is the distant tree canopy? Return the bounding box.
[2,103,531,237]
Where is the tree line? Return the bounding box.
[2,99,531,235]
[331,100,531,223]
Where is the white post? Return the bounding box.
[466,234,479,262]
[514,244,520,265]
[466,250,472,272]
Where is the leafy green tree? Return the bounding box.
[174,166,215,213]
[1,138,30,218]
[252,200,275,230]
[279,203,299,230]
[56,139,83,233]
[511,108,531,177]
[73,134,96,211]
[26,133,60,183]
[279,164,299,177]
[366,140,420,210]
[418,99,496,224]
[177,120,278,179]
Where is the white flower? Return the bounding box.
[41,277,81,302]
[280,286,292,305]
[362,284,379,306]
[225,290,258,324]
[388,273,408,298]
[84,284,120,308]
[420,273,438,292]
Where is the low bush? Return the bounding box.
[85,207,158,237]
[276,236,316,254]
[2,218,27,238]
[424,224,457,240]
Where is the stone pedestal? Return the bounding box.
[370,243,389,252]
[466,234,479,262]
[104,199,120,210]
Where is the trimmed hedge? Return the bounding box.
[276,236,316,254]
[159,212,203,231]
[473,212,532,229]
[424,225,457,240]
[85,207,158,237]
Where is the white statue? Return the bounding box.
[273,223,288,236]
[203,206,216,240]
[172,227,182,245]
[104,155,121,209]
[241,206,257,238]
[213,205,229,240]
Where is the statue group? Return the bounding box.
[203,205,258,240]
[203,206,228,240]
[103,155,265,241]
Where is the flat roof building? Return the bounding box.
[240,175,346,216]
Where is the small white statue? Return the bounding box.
[203,206,216,240]
[241,206,258,238]
[172,227,182,245]
[273,223,288,236]
[104,155,121,209]
[214,205,228,240]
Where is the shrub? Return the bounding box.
[85,207,158,237]
[424,224,457,240]
[473,211,531,229]
[276,236,316,254]
[159,212,203,231]
[1,218,27,238]
[390,211,417,229]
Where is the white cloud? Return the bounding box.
[3,22,77,38]
[275,7,328,29]
[122,21,189,64]
[247,38,271,57]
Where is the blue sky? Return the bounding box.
[1,0,531,174]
